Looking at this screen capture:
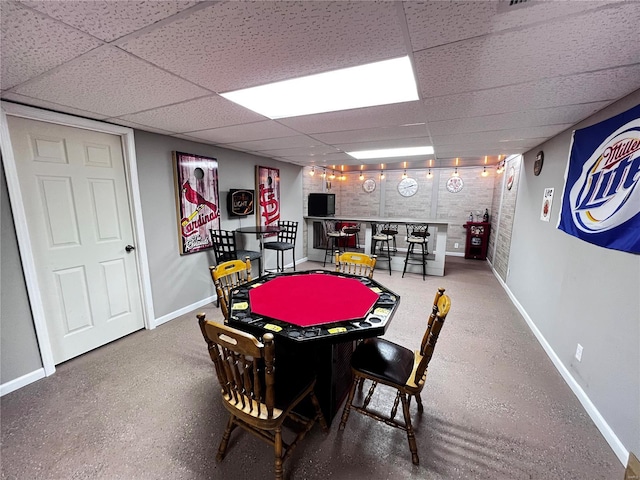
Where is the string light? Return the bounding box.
[359,165,364,181]
[427,168,433,179]
[329,170,336,179]
[321,168,326,178]
[482,166,488,177]
[402,162,408,179]
[309,166,315,176]
[451,167,459,177]
[380,169,385,180]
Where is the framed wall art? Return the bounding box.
[256,165,280,236]
[173,151,220,254]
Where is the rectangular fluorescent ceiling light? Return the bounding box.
[347,146,434,160]
[220,56,418,119]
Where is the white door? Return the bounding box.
[7,116,145,364]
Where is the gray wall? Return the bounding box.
[134,131,304,320]
[1,163,42,383]
[507,91,640,455]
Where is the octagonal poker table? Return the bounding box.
[228,269,400,344]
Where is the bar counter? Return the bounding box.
[304,216,448,276]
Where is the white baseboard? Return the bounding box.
[1,368,46,397]
[490,266,629,466]
[153,295,217,327]
[445,251,465,257]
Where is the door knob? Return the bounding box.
[125,245,135,252]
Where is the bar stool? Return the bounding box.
[402,223,430,280]
[380,223,399,253]
[342,223,361,251]
[323,220,347,267]
[371,223,393,275]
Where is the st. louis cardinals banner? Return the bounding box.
[256,166,280,236]
[557,104,640,254]
[173,151,220,254]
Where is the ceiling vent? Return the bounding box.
[497,0,536,13]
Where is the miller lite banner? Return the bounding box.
[173,151,220,254]
[557,104,640,254]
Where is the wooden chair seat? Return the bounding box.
[339,288,451,465]
[197,315,328,480]
[335,251,377,279]
[209,258,252,322]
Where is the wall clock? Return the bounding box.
[398,177,418,197]
[362,178,376,193]
[534,150,544,176]
[446,176,464,193]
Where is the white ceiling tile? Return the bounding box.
[19,0,200,42]
[433,125,572,147]
[1,1,103,89]
[281,152,357,164]
[279,101,427,134]
[187,121,300,144]
[414,3,640,97]
[1,93,110,119]
[311,124,429,145]
[226,135,324,152]
[118,1,407,92]
[404,0,617,50]
[258,145,340,157]
[109,118,174,136]
[12,46,210,117]
[119,95,266,133]
[428,103,608,136]
[423,65,640,121]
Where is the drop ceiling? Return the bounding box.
[2,0,639,171]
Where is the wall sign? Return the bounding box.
[506,166,516,190]
[173,151,220,254]
[540,187,554,222]
[227,189,254,217]
[256,166,280,237]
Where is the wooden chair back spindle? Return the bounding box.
[335,251,377,278]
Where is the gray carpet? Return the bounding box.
[1,257,623,479]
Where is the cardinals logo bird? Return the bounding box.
[183,181,218,215]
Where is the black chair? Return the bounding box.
[263,220,298,272]
[342,222,361,251]
[380,223,398,253]
[323,220,347,267]
[370,223,393,275]
[210,229,262,277]
[402,223,430,281]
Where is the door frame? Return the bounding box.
[1,101,155,376]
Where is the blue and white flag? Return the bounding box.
[558,104,640,254]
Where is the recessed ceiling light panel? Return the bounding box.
[347,146,434,160]
[221,56,418,119]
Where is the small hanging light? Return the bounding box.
[329,170,336,180]
[427,168,433,179]
[321,168,326,178]
[380,169,385,180]
[309,166,315,176]
[481,166,488,177]
[402,162,408,179]
[359,165,364,181]
[451,167,459,177]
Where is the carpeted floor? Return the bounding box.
[1,257,623,479]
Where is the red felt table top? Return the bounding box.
[249,273,379,327]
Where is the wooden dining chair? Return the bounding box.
[263,220,298,272]
[335,251,377,279]
[197,314,328,480]
[339,287,451,465]
[209,257,252,321]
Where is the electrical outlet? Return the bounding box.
[454,242,459,248]
[575,344,583,362]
